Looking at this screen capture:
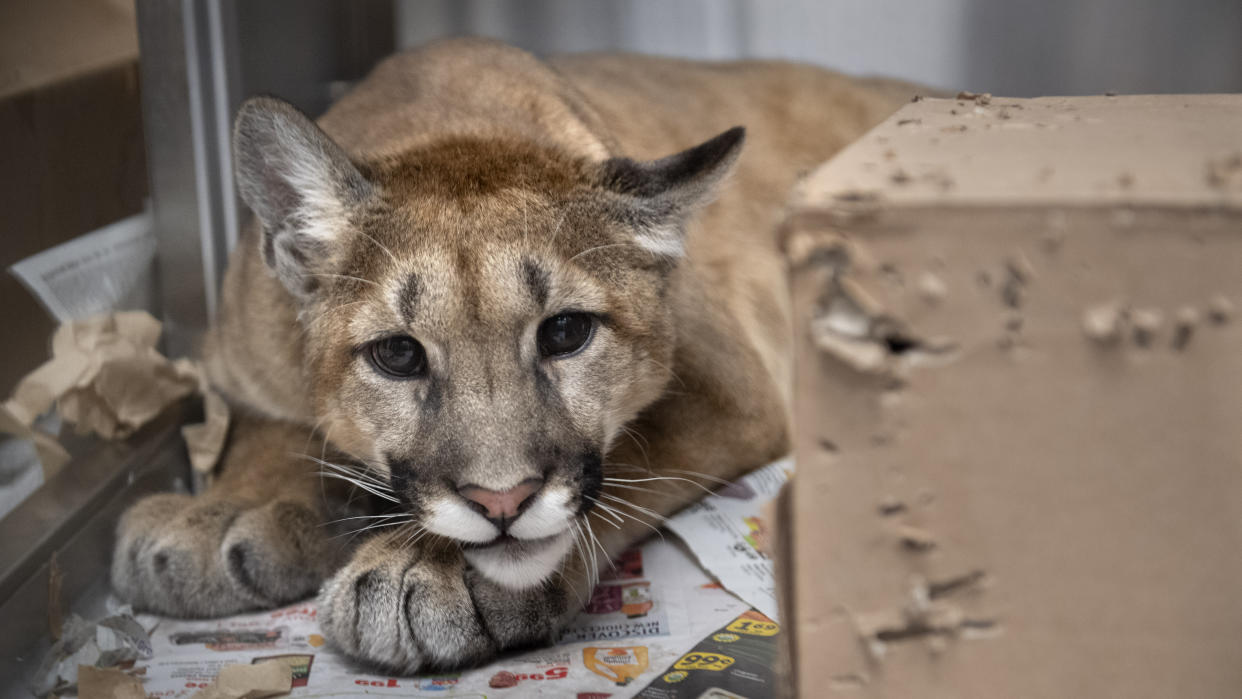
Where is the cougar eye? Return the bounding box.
[537,313,595,358]
[368,335,427,378]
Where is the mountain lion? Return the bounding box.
[111,38,913,672]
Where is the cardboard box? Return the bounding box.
[782,94,1242,697]
[0,0,147,395]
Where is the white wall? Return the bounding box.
[394,0,1242,96]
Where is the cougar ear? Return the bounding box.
[600,126,745,258]
[233,96,374,300]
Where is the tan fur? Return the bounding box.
[114,38,916,671]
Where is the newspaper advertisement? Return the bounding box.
[664,459,793,622]
[9,212,156,323]
[126,538,752,698]
[58,460,792,698]
[634,609,783,699]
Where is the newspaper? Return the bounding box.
[9,212,156,324]
[665,460,793,622]
[76,462,791,698]
[124,539,757,698]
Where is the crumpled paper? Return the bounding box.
[32,606,154,697]
[181,386,230,490]
[189,661,293,699]
[0,311,229,487]
[77,665,146,699]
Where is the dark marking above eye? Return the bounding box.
[521,257,550,307]
[398,272,420,323]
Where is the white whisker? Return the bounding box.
[316,472,401,503]
[297,454,395,492]
[330,517,412,541]
[567,241,639,264]
[600,493,665,522]
[604,475,716,496]
[586,495,665,542]
[355,230,400,266]
[584,520,614,572]
[601,482,683,498]
[306,272,379,288]
[589,510,621,529]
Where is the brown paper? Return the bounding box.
[181,387,230,491]
[76,665,145,699]
[189,661,293,699]
[0,311,231,484]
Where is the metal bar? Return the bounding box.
[136,0,242,359]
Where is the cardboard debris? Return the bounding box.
[0,311,229,484]
[189,661,292,699]
[1082,302,1125,343]
[77,665,146,699]
[1129,307,1164,347]
[33,607,153,697]
[181,387,231,491]
[1207,294,1233,324]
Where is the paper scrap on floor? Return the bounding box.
[665,459,793,622]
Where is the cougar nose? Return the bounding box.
[457,478,544,527]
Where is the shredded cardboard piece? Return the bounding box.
[181,388,230,491]
[895,524,938,552]
[77,665,147,699]
[1204,152,1242,191]
[852,574,999,661]
[1130,308,1165,347]
[916,271,947,304]
[1206,294,1234,324]
[1082,302,1126,343]
[811,291,959,376]
[32,606,153,697]
[0,311,229,486]
[189,661,292,699]
[1171,306,1200,350]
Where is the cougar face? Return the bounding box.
[233,97,743,589]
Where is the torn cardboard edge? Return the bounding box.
[851,569,1000,664]
[794,232,959,377]
[0,311,229,488]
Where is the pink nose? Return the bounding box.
[458,479,543,522]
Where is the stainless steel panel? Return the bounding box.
[0,410,193,699]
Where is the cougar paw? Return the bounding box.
[318,539,493,672]
[111,494,336,616]
[318,536,570,673]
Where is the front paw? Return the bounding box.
[111,494,339,617]
[318,535,573,673]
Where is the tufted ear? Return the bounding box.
[233,96,374,300]
[600,126,745,258]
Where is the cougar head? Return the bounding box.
[232,96,743,589]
